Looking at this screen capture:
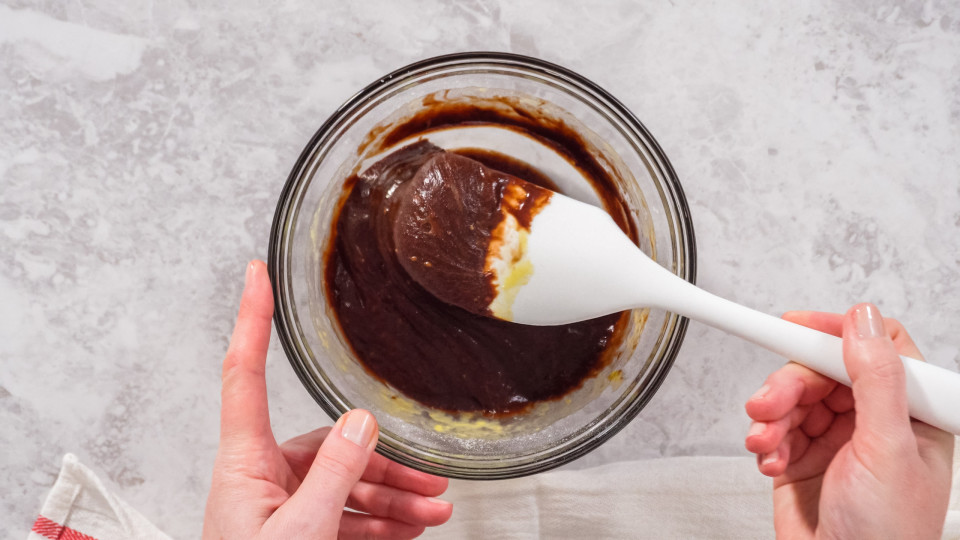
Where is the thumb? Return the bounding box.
[842,303,913,454]
[271,409,378,537]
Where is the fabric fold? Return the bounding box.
[28,454,172,540]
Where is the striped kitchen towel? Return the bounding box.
[28,454,171,540]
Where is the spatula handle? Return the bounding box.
[652,273,960,435]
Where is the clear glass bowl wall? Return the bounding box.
[269,53,696,479]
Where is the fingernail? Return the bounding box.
[760,449,779,466]
[245,261,256,287]
[340,410,376,448]
[427,497,451,507]
[750,384,770,401]
[747,422,766,438]
[853,304,884,339]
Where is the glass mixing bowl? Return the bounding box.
[268,52,696,480]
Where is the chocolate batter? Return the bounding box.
[325,141,622,415]
[392,152,552,316]
[324,94,638,416]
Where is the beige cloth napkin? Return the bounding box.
[424,456,773,540]
[425,440,960,540]
[30,441,959,539]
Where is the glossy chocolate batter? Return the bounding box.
[393,152,552,316]
[325,141,622,415]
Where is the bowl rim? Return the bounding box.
[268,51,697,479]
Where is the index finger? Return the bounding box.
[782,310,843,338]
[883,318,924,360]
[360,451,450,497]
[220,260,275,444]
[280,428,450,497]
[745,310,846,422]
[785,310,924,360]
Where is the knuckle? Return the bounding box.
[316,451,359,483]
[222,351,243,374]
[221,351,264,383]
[866,354,905,383]
[363,519,390,540]
[384,491,403,519]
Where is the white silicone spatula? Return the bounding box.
[510,194,960,434]
[395,154,960,435]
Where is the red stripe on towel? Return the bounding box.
[31,516,99,540]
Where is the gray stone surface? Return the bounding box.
[2,1,959,537]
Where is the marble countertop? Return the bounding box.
[3,1,959,537]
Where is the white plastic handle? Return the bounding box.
[512,195,960,434]
[645,266,960,436]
